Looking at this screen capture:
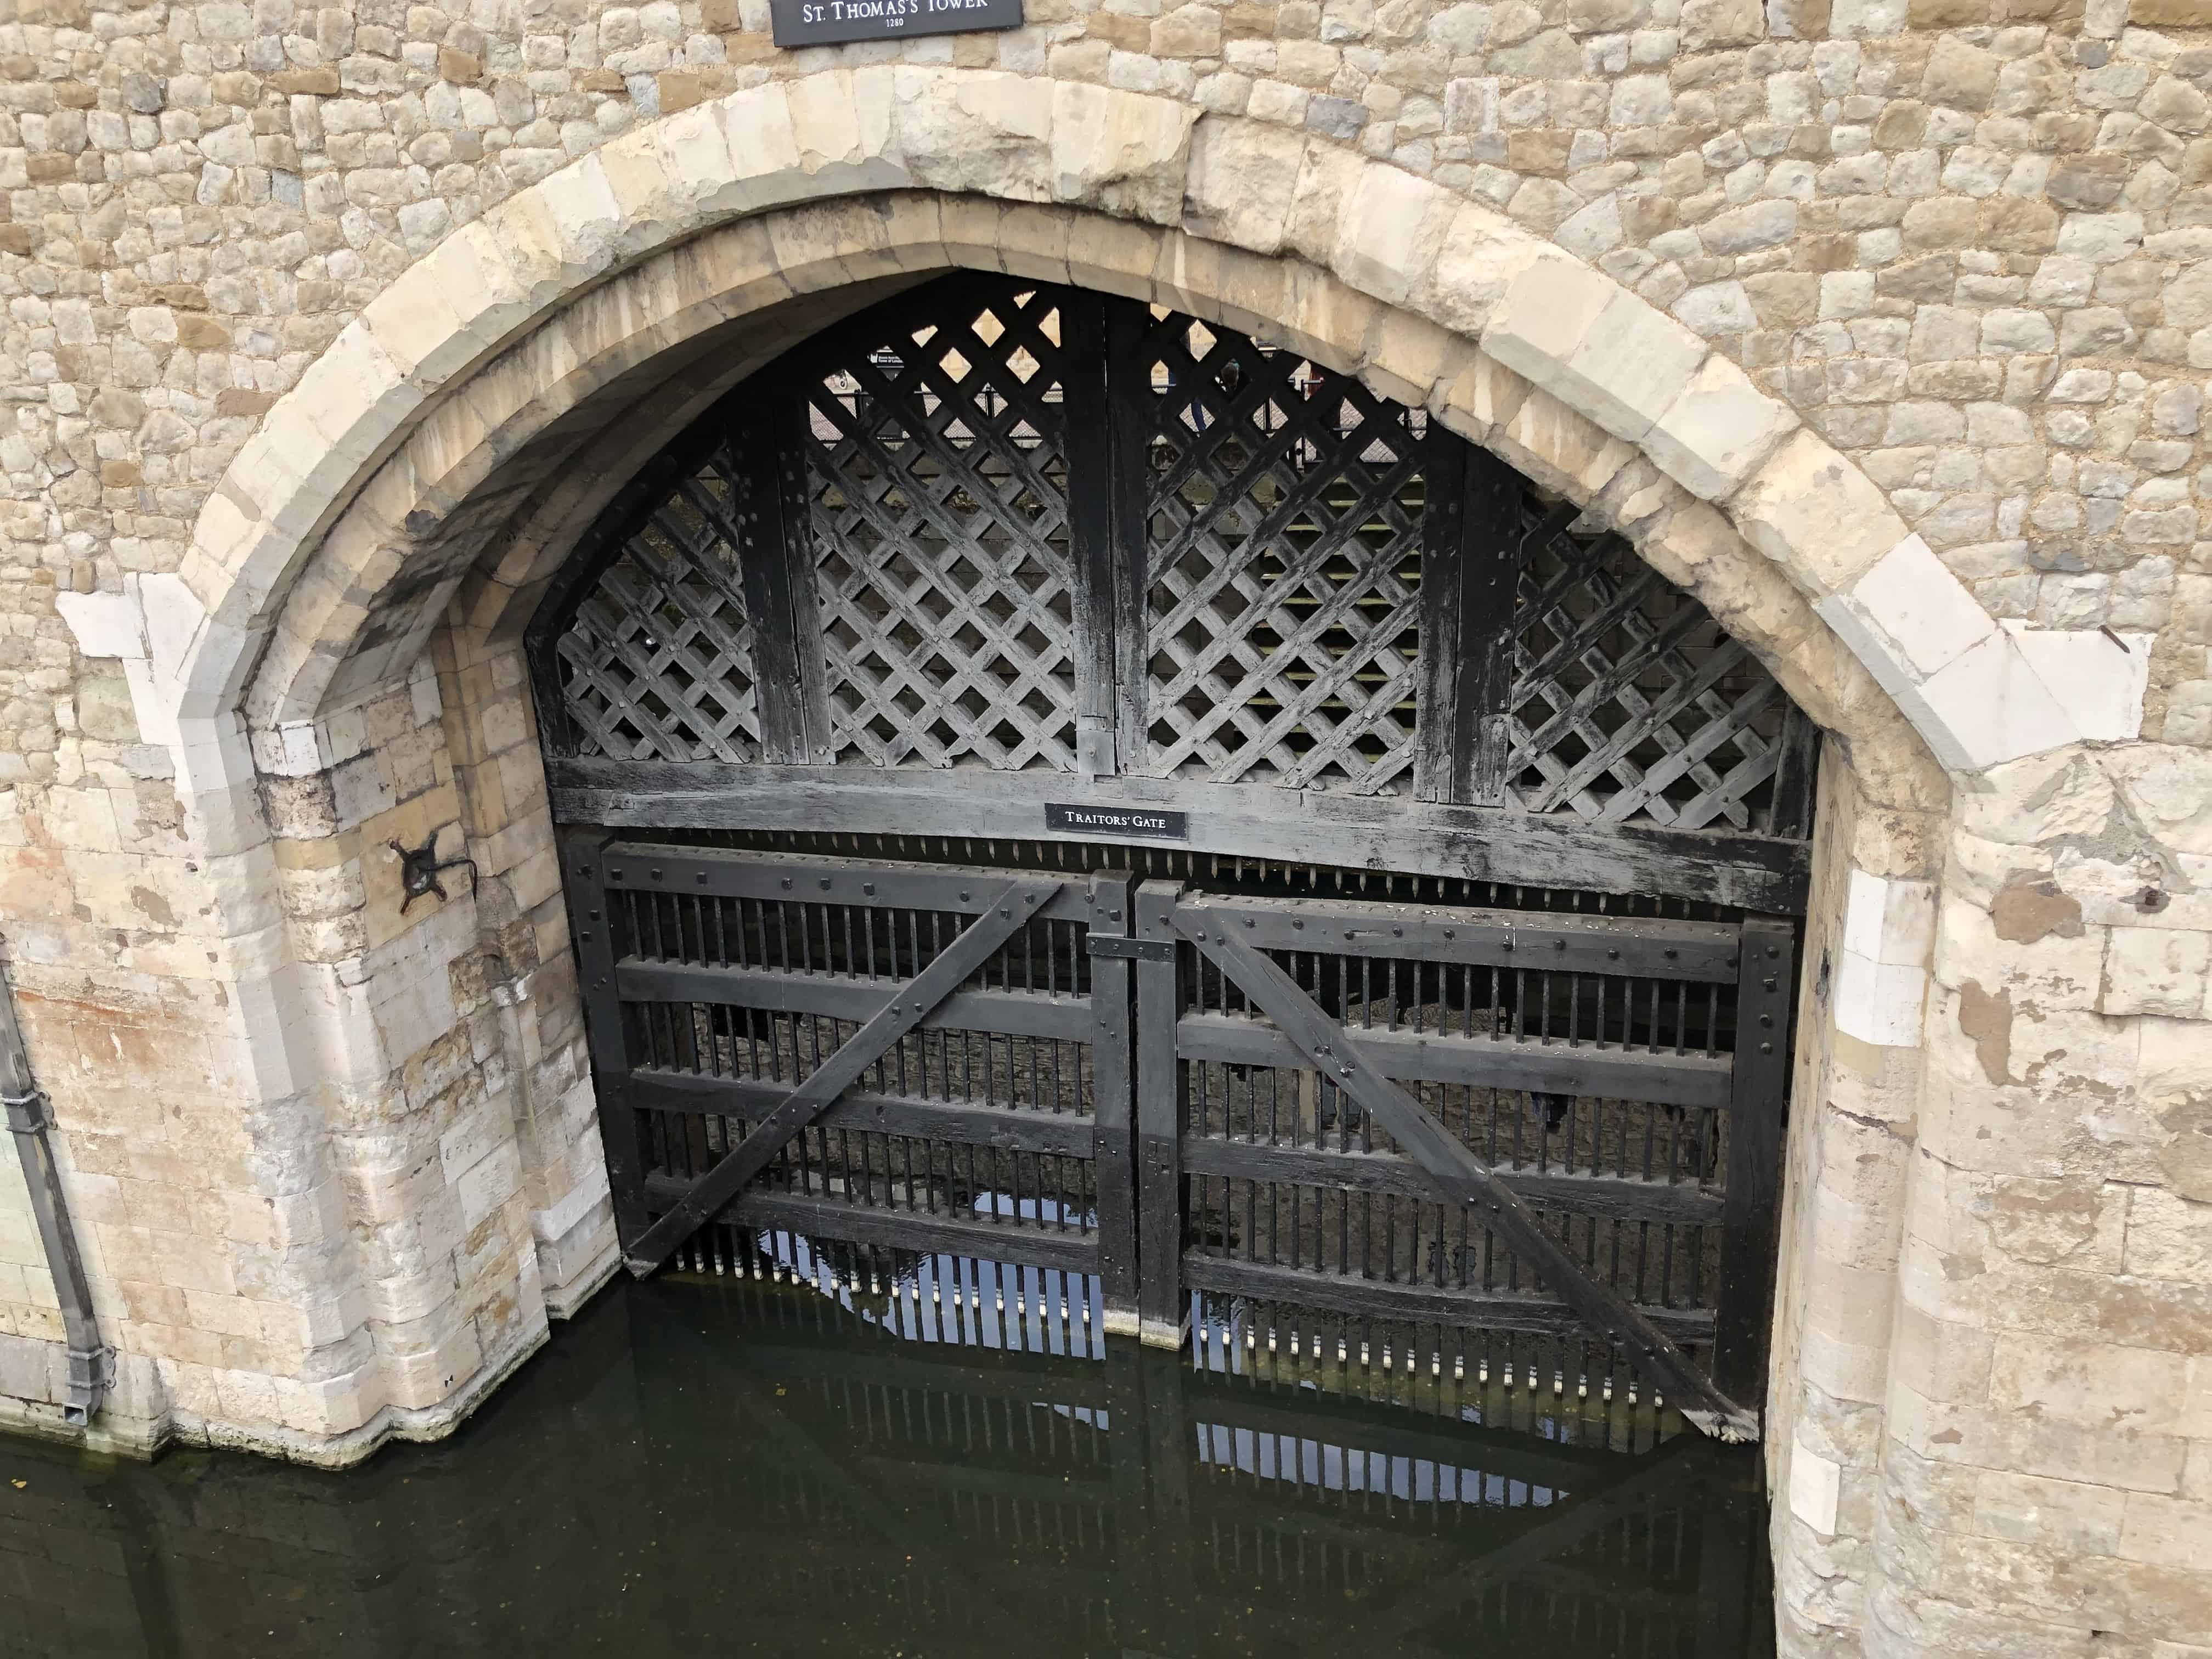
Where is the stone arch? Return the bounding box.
[66,67,1998,1487]
[149,70,2135,798]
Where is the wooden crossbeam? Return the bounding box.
[1170,900,1758,1442]
[620,872,1064,1274]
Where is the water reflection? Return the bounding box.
[0,1263,1772,1657]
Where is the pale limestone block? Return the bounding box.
[358,268,471,388]
[1331,162,1457,307]
[484,183,600,312]
[1897,633,2083,774]
[716,81,802,196]
[1049,83,1196,225]
[651,100,744,222]
[1641,351,1799,501]
[2120,1493,2212,1572]
[1066,216,1168,309]
[2123,1185,2212,1282]
[1934,892,2108,1008]
[1731,428,1908,600]
[1842,867,1938,968]
[1479,254,1614,406]
[1991,1333,2192,1436]
[1152,236,1283,342]
[538,152,627,280]
[2100,928,2212,1019]
[1272,263,1376,380]
[1842,533,1998,681]
[1974,1469,2129,1554]
[893,68,1053,202]
[1183,115,1305,254]
[54,590,145,661]
[1488,385,1637,501]
[2001,622,2152,744]
[786,67,901,176]
[1790,1441,1843,1534]
[1358,309,1469,410]
[2107,748,2212,859]
[1412,201,1550,342]
[1431,352,1533,448]
[590,129,684,260]
[1963,748,2118,849]
[1834,948,1928,1047]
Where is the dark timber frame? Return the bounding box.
[534,272,1817,1440]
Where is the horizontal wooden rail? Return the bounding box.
[631,1070,1101,1158]
[1180,891,1742,981]
[1181,1255,1716,1345]
[619,962,1096,1041]
[550,759,1814,915]
[1176,1011,1734,1110]
[1178,1136,1725,1226]
[596,840,1101,923]
[643,1180,1104,1274]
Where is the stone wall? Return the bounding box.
[0,0,2205,1654]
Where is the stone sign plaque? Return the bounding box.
[769,0,1023,47]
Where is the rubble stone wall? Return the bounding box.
[0,1,2206,1653]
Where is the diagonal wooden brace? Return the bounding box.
[1172,903,1758,1441]
[623,873,1064,1276]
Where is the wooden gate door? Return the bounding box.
[566,835,1142,1328]
[1129,879,1792,1441]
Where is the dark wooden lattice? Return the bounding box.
[1124,312,1429,795]
[552,445,764,763]
[533,273,1816,853]
[799,281,1081,772]
[1506,502,1797,834]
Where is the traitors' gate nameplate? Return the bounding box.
[1046,803,1189,843]
[770,0,1022,47]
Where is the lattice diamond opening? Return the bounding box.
[1131,312,1427,795]
[802,281,1081,772]
[1505,500,1790,832]
[554,449,763,762]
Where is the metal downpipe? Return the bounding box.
[0,972,111,1426]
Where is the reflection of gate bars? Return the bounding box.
[570,835,1791,1438]
[668,1272,1763,1657]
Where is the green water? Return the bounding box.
[0,1268,1773,1656]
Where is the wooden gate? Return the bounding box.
[570,834,1791,1436]
[1129,880,1790,1441]
[535,270,1820,1442]
[567,839,1143,1328]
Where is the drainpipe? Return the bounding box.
[0,972,112,1425]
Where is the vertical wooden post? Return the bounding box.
[566,830,652,1251]
[1415,444,1527,805]
[747,396,836,763]
[1088,871,1143,1335]
[1711,916,1796,1408]
[1061,291,1124,781]
[1134,878,1187,1349]
[1105,300,1157,778]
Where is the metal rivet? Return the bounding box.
[1760,1013,1774,1028]
[1292,919,1304,930]
[863,882,876,895]
[819,878,832,890]
[1663,947,1678,958]
[1766,945,1779,959]
[1607,948,1620,960]
[578,929,592,943]
[651,868,662,880]
[781,878,793,890]
[696,872,707,885]
[1759,1041,1773,1054]
[960,890,971,903]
